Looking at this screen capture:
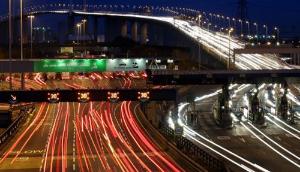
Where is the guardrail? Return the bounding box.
[160,126,228,172]
[0,105,34,147]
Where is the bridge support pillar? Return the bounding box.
[121,21,128,38]
[141,23,148,44]
[93,16,98,42]
[131,22,138,42]
[67,13,75,39]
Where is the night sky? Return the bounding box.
[1,0,300,37]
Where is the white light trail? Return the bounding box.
[242,122,300,168]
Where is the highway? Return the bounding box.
[0,74,185,172]
[0,101,182,172]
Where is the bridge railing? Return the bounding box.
[160,126,228,172]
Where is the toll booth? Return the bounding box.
[213,85,232,128]
[249,91,265,125]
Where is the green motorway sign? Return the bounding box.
[34,59,106,72]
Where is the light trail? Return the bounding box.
[242,122,300,168]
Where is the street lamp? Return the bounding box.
[198,14,202,27]
[20,0,25,90]
[239,19,244,37]
[76,23,82,44]
[246,21,250,36]
[20,0,23,60]
[253,23,258,36]
[226,17,231,27]
[228,28,234,69]
[208,23,212,31]
[9,0,12,90]
[274,27,280,41]
[81,19,87,55]
[263,25,268,36]
[232,18,236,30]
[28,15,35,59]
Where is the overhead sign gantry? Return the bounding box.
[0,89,176,103]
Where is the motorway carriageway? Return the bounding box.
[0,73,184,172]
[0,102,182,172]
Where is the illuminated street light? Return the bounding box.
[228,28,234,69]
[28,15,35,59]
[20,0,25,90]
[274,27,280,41]
[253,23,258,36]
[238,19,244,37]
[226,17,231,27]
[246,21,250,36]
[76,23,82,44]
[197,14,202,27]
[263,25,268,36]
[8,0,12,90]
[232,18,236,31]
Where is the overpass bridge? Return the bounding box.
[147,69,300,85]
[0,3,298,71]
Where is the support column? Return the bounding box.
[121,21,128,38]
[131,22,138,42]
[93,16,98,42]
[141,23,148,44]
[67,13,75,39]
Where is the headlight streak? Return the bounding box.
[265,116,300,140]
[242,122,300,168]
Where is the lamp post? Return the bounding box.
[253,23,258,36]
[28,15,35,59]
[81,19,87,55]
[232,18,236,30]
[20,0,23,61]
[239,19,243,37]
[9,0,12,90]
[246,21,250,36]
[226,17,231,27]
[77,23,81,44]
[198,14,202,27]
[228,28,234,69]
[20,0,25,90]
[263,25,268,36]
[274,27,280,41]
[208,23,211,31]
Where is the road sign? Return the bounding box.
[34,59,106,72]
[106,59,146,71]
